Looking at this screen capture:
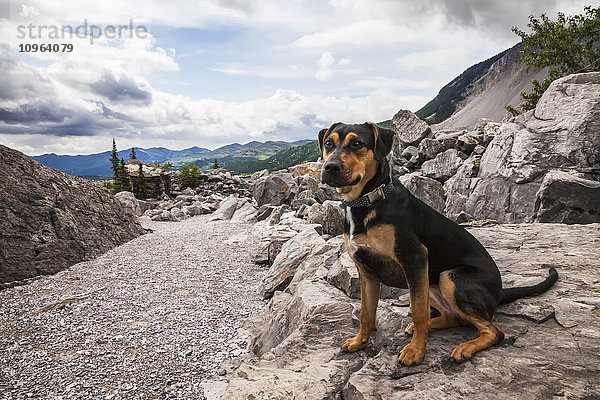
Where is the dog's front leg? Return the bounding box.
[399,247,430,366]
[342,268,381,352]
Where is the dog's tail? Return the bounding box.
[499,267,558,305]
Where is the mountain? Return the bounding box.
[226,141,320,174]
[169,140,308,171]
[32,146,210,178]
[415,43,548,130]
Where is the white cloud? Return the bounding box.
[354,76,439,91]
[1,40,430,156]
[315,51,335,81]
[293,19,419,48]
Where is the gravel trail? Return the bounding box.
[0,215,266,399]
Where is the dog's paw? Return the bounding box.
[450,343,474,363]
[341,336,367,352]
[404,322,414,336]
[398,343,426,366]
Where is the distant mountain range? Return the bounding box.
[31,146,210,178]
[31,140,315,178]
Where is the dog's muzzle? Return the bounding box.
[321,161,360,187]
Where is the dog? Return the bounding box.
[318,122,558,366]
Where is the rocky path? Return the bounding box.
[0,215,265,400]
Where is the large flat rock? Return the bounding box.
[211,223,600,399]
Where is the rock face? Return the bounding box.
[209,223,600,399]
[534,170,600,223]
[445,72,600,223]
[0,145,145,284]
[125,160,171,199]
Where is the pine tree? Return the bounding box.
[213,159,220,169]
[120,158,132,192]
[109,139,121,194]
[136,163,149,200]
[130,147,137,160]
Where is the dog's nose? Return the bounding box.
[324,162,341,172]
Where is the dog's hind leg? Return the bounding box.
[404,288,464,335]
[439,268,504,362]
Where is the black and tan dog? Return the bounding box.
[319,122,558,366]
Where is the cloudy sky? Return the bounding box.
[0,0,593,155]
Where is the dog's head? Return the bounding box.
[318,122,395,200]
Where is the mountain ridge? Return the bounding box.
[31,140,315,178]
[415,42,548,130]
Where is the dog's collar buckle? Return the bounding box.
[341,176,394,208]
[367,186,386,204]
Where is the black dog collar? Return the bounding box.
[340,176,394,208]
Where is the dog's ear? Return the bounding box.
[318,122,342,156]
[367,122,396,160]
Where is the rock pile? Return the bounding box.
[117,169,255,222]
[0,145,144,285]
[125,160,171,199]
[391,72,600,224]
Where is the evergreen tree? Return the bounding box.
[153,160,173,170]
[136,163,149,200]
[120,158,132,192]
[130,147,137,160]
[109,139,122,194]
[212,159,220,169]
[507,6,600,115]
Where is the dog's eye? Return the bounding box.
[324,140,334,148]
[352,140,363,148]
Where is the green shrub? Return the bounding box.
[507,6,600,115]
[180,163,203,188]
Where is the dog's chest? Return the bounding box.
[344,209,407,287]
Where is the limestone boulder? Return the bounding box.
[260,227,326,299]
[534,170,600,223]
[306,203,324,226]
[417,138,446,163]
[288,161,322,180]
[114,191,151,216]
[210,223,600,399]
[322,200,345,237]
[252,173,297,207]
[391,109,433,147]
[253,226,298,266]
[399,173,446,214]
[0,145,144,284]
[421,149,465,182]
[125,160,171,199]
[208,196,239,222]
[444,72,600,223]
[230,200,258,223]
